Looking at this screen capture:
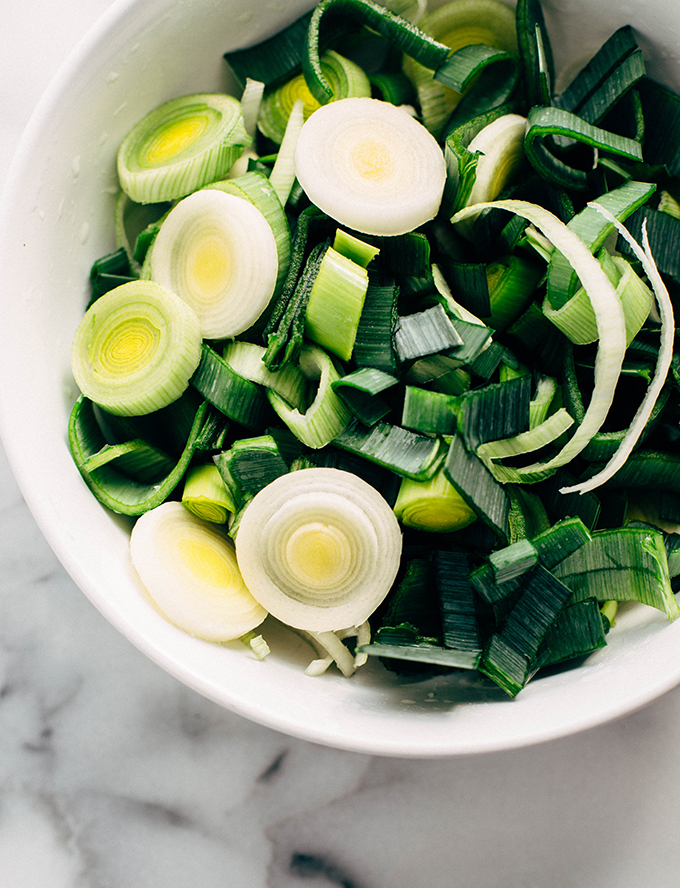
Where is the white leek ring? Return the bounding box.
[149,189,279,338]
[294,97,446,236]
[130,502,267,641]
[235,468,402,632]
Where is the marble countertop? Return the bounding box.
[4,2,680,886]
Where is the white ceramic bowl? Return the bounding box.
[2,0,680,758]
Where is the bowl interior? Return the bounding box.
[2,0,680,757]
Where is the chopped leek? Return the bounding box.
[235,467,402,631]
[118,94,251,203]
[71,280,202,416]
[294,97,447,235]
[149,189,279,338]
[130,502,267,641]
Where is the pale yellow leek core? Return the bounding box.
[130,502,267,642]
[141,112,213,167]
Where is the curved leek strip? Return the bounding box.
[71,280,202,416]
[559,207,675,495]
[543,255,654,347]
[455,114,526,237]
[235,467,402,632]
[130,502,267,641]
[117,94,251,204]
[259,51,371,144]
[240,78,265,140]
[403,0,518,136]
[268,100,305,208]
[149,189,279,338]
[222,340,308,411]
[393,469,477,532]
[451,199,627,480]
[294,97,446,236]
[69,398,227,516]
[182,464,235,524]
[267,346,351,449]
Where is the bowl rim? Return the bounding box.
[3,0,680,759]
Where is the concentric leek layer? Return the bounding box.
[235,468,402,632]
[294,97,447,236]
[117,93,251,203]
[149,189,279,338]
[71,280,202,416]
[258,50,371,144]
[130,502,267,641]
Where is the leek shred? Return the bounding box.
[294,97,447,236]
[130,502,267,641]
[235,468,402,632]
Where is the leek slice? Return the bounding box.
[130,502,267,641]
[268,345,351,449]
[393,469,477,532]
[149,189,279,339]
[71,280,202,417]
[182,464,234,524]
[117,94,251,204]
[268,100,305,207]
[558,206,675,495]
[235,467,402,632]
[222,341,308,411]
[204,170,292,300]
[258,50,371,144]
[294,97,446,236]
[451,199,627,480]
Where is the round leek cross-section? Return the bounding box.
[236,468,402,632]
[118,94,251,204]
[130,502,267,641]
[294,97,447,236]
[149,189,279,338]
[70,280,202,416]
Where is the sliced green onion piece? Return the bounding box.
[191,343,272,431]
[303,0,451,105]
[478,408,575,471]
[333,229,380,268]
[529,374,557,428]
[394,304,464,362]
[515,0,554,107]
[294,97,446,236]
[394,468,477,532]
[304,246,369,361]
[149,189,278,338]
[404,0,518,136]
[547,254,653,347]
[559,206,675,495]
[182,464,234,524]
[444,434,509,543]
[118,94,251,204]
[552,527,679,620]
[268,345,351,449]
[333,417,444,481]
[452,199,627,480]
[222,340,307,411]
[235,467,402,632]
[331,367,398,426]
[402,385,457,435]
[130,502,267,641]
[71,280,202,416]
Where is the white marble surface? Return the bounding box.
[5,2,680,886]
